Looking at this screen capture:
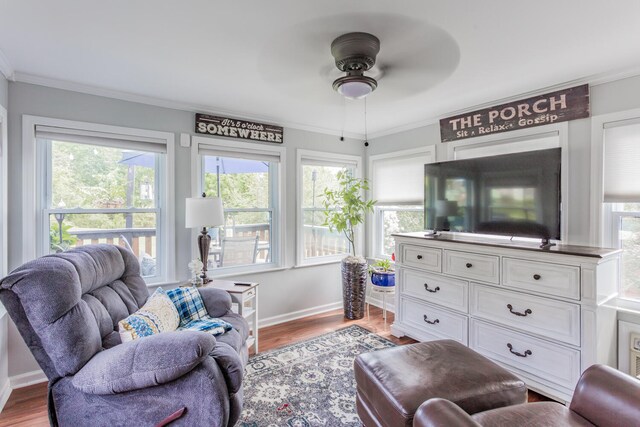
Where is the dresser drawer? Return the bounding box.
[401,245,442,272]
[502,258,580,300]
[400,297,468,344]
[401,269,468,313]
[469,319,580,391]
[443,250,499,284]
[470,283,580,346]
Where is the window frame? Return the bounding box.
[192,135,286,276]
[0,105,7,279]
[373,204,424,259]
[367,146,436,260]
[296,149,362,267]
[592,109,640,308]
[22,115,176,285]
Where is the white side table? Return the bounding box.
[204,280,259,354]
[367,284,396,320]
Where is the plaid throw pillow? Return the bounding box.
[166,286,208,327]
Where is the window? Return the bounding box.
[297,150,361,265]
[602,119,640,301]
[31,119,175,284]
[611,205,640,300]
[196,137,283,273]
[370,148,435,259]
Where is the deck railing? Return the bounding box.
[64,223,347,265]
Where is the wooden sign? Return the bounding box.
[195,113,284,144]
[440,84,589,142]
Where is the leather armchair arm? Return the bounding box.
[198,287,232,317]
[72,331,216,395]
[570,364,640,427]
[413,398,482,427]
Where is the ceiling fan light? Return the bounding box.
[333,75,378,99]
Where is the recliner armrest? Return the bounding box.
[413,398,482,427]
[209,342,244,394]
[72,331,216,395]
[198,287,232,317]
[570,364,640,427]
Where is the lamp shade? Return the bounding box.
[185,197,224,228]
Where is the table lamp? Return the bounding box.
[185,193,224,283]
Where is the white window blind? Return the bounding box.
[301,157,357,168]
[198,145,280,163]
[604,121,640,202]
[35,125,167,153]
[372,153,432,204]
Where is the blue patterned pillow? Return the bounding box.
[118,288,180,342]
[166,286,208,327]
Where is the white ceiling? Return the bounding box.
[1,1,640,138]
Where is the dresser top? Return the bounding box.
[393,232,621,258]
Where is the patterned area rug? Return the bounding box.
[237,325,396,426]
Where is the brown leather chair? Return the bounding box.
[413,364,640,427]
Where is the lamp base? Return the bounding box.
[197,227,212,284]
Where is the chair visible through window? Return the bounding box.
[220,235,259,267]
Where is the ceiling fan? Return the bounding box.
[330,32,380,99]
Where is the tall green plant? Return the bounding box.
[322,171,376,256]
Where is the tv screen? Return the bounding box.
[424,148,561,240]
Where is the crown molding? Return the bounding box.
[368,64,640,141]
[0,49,15,81]
[12,63,640,143]
[13,72,365,140]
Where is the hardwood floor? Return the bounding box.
[0,306,547,426]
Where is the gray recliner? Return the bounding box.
[0,244,249,426]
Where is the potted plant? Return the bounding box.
[370,259,395,287]
[322,171,376,320]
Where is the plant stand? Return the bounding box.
[341,256,368,320]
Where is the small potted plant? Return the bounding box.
[370,259,395,287]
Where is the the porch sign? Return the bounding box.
[440,84,589,142]
[195,113,284,144]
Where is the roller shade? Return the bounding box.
[301,157,357,168]
[372,152,432,204]
[603,121,640,202]
[35,125,167,153]
[198,146,280,163]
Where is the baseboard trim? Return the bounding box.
[9,369,47,389]
[259,301,343,328]
[257,296,395,329]
[0,379,11,412]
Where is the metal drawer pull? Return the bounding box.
[417,254,423,260]
[507,304,532,317]
[533,274,541,280]
[424,283,440,293]
[465,263,473,268]
[507,343,532,358]
[423,315,439,325]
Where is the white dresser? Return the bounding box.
[391,232,621,403]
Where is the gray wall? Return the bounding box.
[6,82,363,377]
[0,73,7,406]
[0,74,7,109]
[367,74,640,246]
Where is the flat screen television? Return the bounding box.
[424,148,561,242]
